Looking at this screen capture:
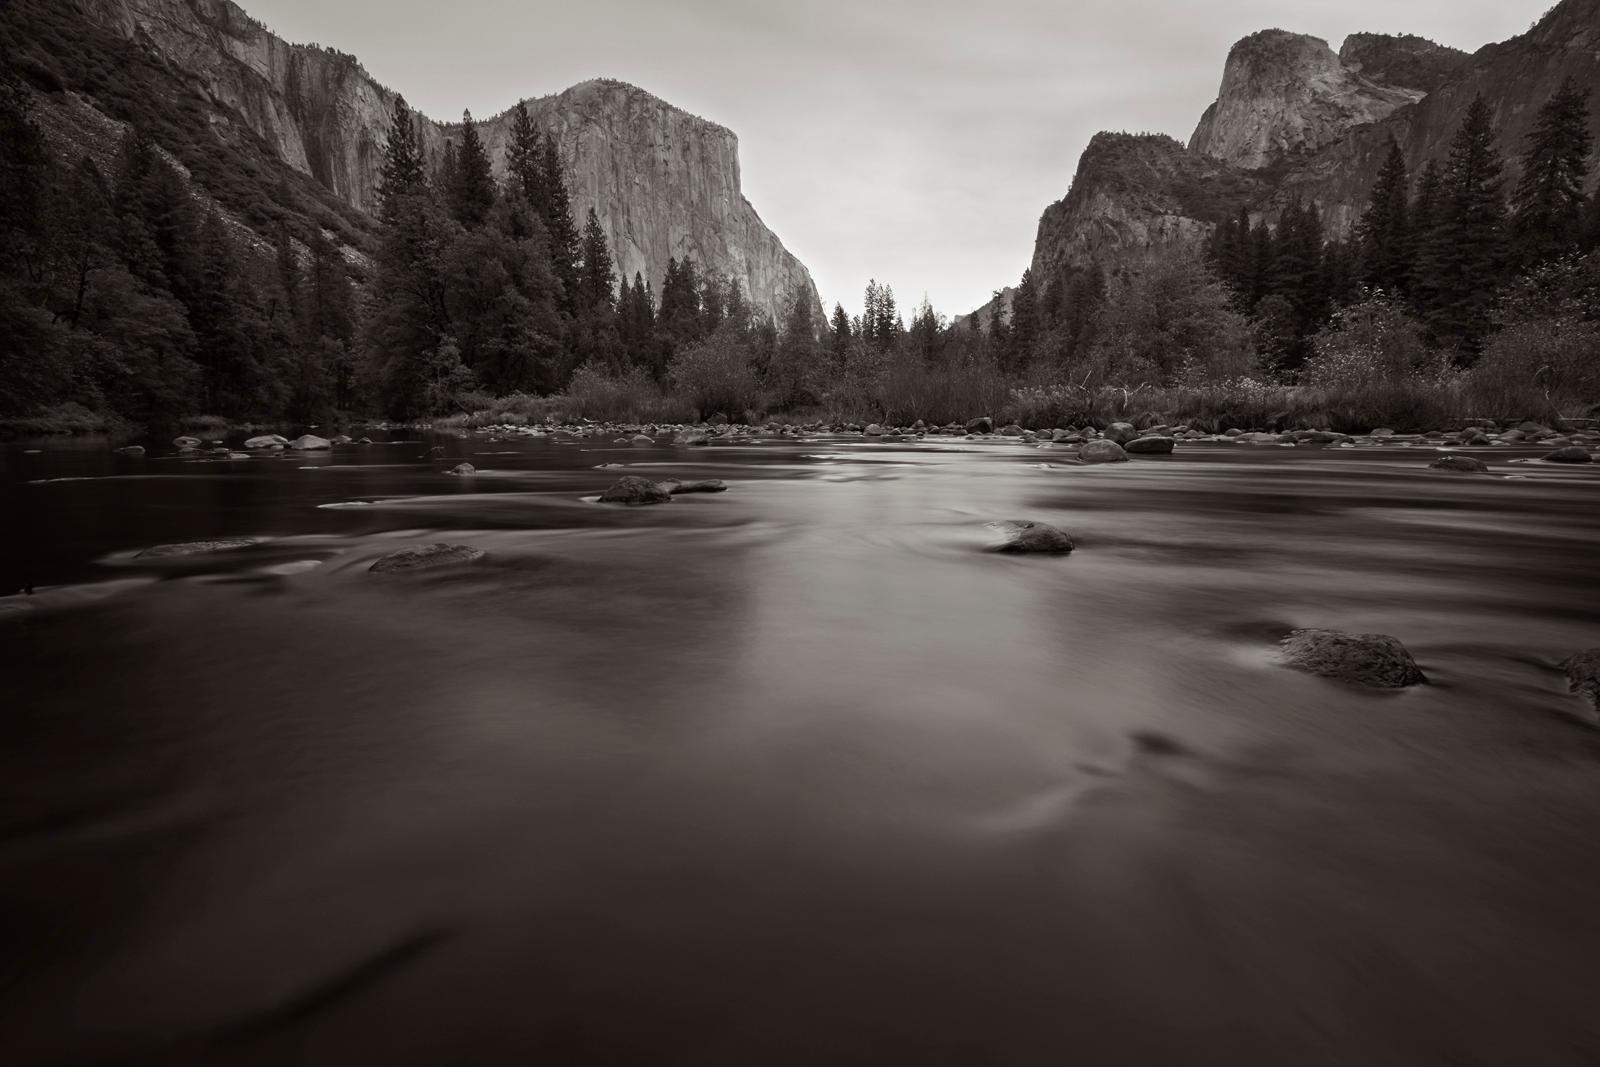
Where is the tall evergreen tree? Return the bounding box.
[377,97,428,221]
[1421,95,1508,352]
[538,133,580,316]
[1511,77,1593,268]
[505,101,545,210]
[1358,138,1412,295]
[1007,267,1039,372]
[449,110,497,229]
[829,302,852,350]
[575,207,615,312]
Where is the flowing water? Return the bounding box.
[2,430,1599,1065]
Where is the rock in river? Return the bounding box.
[675,430,711,446]
[135,538,256,559]
[1544,446,1593,464]
[1079,440,1129,464]
[965,417,995,435]
[1125,436,1176,455]
[986,520,1075,554]
[599,475,673,505]
[370,543,486,573]
[290,434,332,450]
[1103,422,1139,444]
[1564,650,1600,723]
[243,434,289,449]
[446,463,476,476]
[1429,455,1489,473]
[1280,628,1426,688]
[669,480,728,494]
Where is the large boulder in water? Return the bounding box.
[965,416,995,435]
[135,538,256,560]
[1564,650,1600,723]
[1430,455,1489,473]
[370,543,486,574]
[289,434,332,451]
[1125,435,1175,455]
[1079,440,1129,464]
[1280,628,1426,688]
[599,475,672,505]
[447,462,476,476]
[985,520,1074,554]
[1544,446,1593,464]
[244,434,289,449]
[1103,422,1139,444]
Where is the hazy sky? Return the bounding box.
[246,0,1550,315]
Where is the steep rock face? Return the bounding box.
[1188,30,1424,169]
[439,82,821,325]
[1337,33,1470,95]
[997,0,1600,312]
[70,0,821,322]
[1030,133,1263,278]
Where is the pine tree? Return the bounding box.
[1358,138,1412,295]
[505,101,544,210]
[450,110,497,229]
[1422,95,1507,352]
[1511,77,1593,268]
[538,133,580,316]
[875,284,900,349]
[1408,159,1444,317]
[1008,267,1039,372]
[829,302,852,350]
[377,97,428,222]
[575,207,615,312]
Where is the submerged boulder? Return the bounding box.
[669,480,728,494]
[448,463,476,476]
[136,538,256,560]
[675,430,711,446]
[1280,628,1426,688]
[290,434,332,451]
[173,436,201,448]
[599,475,672,505]
[370,543,486,574]
[114,445,146,456]
[1079,440,1129,464]
[1125,436,1176,455]
[999,423,1026,437]
[986,520,1075,554]
[1544,446,1593,464]
[1429,455,1489,473]
[1564,650,1600,723]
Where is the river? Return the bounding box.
[2,428,1598,1064]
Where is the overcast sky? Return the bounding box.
[246,0,1549,315]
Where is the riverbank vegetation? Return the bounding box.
[2,45,1596,437]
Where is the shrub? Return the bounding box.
[564,363,694,423]
[1467,317,1600,420]
[668,327,764,420]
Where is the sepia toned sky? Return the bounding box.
[245,0,1551,315]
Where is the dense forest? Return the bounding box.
[1,41,1597,434]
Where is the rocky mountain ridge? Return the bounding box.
[49,0,821,322]
[1008,0,1600,311]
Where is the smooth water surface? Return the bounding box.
[3,431,1599,1065]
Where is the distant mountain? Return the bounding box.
[991,0,1600,315]
[6,0,821,323]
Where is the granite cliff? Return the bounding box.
[1007,0,1600,313]
[26,0,820,322]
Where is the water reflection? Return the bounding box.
[1,431,1598,1063]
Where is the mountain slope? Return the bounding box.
[10,0,821,322]
[1009,0,1600,307]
